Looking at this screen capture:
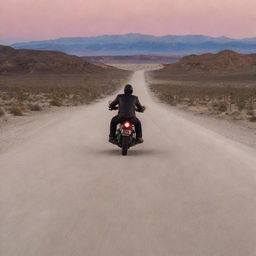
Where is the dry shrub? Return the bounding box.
[9,106,23,116]
[247,109,254,116]
[28,104,42,111]
[0,71,131,111]
[50,98,62,107]
[237,99,246,111]
[217,102,227,112]
[249,116,256,122]
[231,111,240,119]
[209,102,227,113]
[231,111,247,120]
[0,107,5,117]
[147,70,256,123]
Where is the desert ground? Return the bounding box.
[147,51,256,126]
[1,69,256,256]
[0,71,130,118]
[0,45,131,119]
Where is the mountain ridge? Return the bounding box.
[0,45,111,74]
[160,50,256,73]
[11,33,256,56]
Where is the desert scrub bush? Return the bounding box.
[247,109,254,116]
[9,106,23,116]
[236,98,246,111]
[231,111,247,120]
[50,98,62,107]
[0,71,131,109]
[188,99,196,106]
[161,94,177,106]
[249,116,256,122]
[217,102,227,112]
[0,107,5,117]
[28,104,42,111]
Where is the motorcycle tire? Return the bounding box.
[121,136,129,156]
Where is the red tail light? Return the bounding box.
[124,121,131,128]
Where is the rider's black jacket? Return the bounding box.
[109,94,144,118]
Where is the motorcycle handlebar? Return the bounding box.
[109,106,146,112]
[109,106,119,111]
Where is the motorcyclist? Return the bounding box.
[109,84,145,144]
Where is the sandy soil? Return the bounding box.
[1,71,256,256]
[149,100,256,150]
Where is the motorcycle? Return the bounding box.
[109,105,144,156]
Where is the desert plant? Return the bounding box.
[0,71,130,111]
[50,98,62,107]
[249,116,256,122]
[247,109,254,116]
[218,102,227,112]
[0,107,5,117]
[9,106,23,116]
[210,101,227,112]
[28,104,42,111]
[237,98,246,111]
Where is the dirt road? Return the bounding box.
[1,71,256,256]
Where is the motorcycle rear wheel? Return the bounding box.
[121,136,129,155]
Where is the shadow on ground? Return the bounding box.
[98,148,161,157]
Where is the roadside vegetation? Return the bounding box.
[147,50,256,123]
[0,71,131,117]
[147,72,256,122]
[0,107,5,117]
[0,45,131,117]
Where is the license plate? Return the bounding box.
[122,129,131,136]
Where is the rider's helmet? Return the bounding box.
[124,84,133,94]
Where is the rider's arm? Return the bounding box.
[109,95,119,109]
[135,96,145,112]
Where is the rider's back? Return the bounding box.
[115,94,140,118]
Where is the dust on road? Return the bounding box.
[1,71,256,256]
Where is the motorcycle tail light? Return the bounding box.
[124,122,131,128]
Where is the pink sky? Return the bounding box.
[0,0,256,43]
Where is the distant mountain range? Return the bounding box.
[11,33,256,56]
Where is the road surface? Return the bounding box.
[1,71,256,256]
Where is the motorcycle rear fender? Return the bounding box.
[121,128,132,136]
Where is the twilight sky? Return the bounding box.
[0,0,256,44]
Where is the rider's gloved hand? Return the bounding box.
[140,106,146,112]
